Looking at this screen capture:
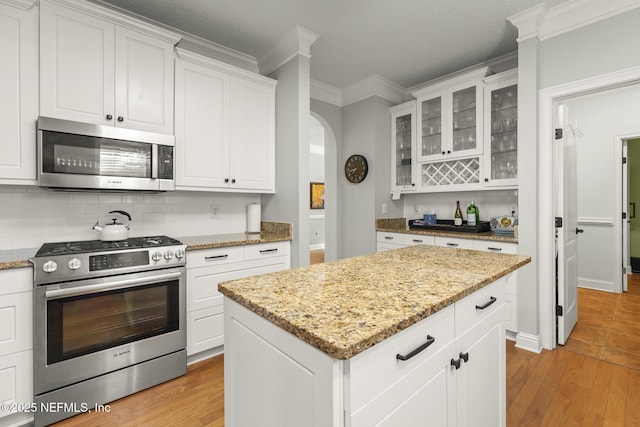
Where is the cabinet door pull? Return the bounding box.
[446,242,459,247]
[487,247,502,252]
[412,239,423,243]
[475,296,497,310]
[396,335,435,361]
[259,248,278,254]
[460,352,469,363]
[451,358,461,370]
[384,236,394,240]
[205,254,229,261]
[117,116,124,122]
[106,114,113,120]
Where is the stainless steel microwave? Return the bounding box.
[37,117,175,192]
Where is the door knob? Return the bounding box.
[576,228,584,234]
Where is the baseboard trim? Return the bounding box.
[310,244,325,251]
[506,330,518,342]
[187,345,223,365]
[514,332,543,354]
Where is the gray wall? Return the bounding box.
[262,55,311,268]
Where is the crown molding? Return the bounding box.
[310,79,343,106]
[0,0,36,10]
[176,36,259,74]
[342,75,407,106]
[258,25,319,76]
[410,67,491,98]
[508,0,640,43]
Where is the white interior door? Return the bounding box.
[555,103,579,345]
[623,141,629,292]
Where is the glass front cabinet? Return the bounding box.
[390,100,417,192]
[483,70,518,188]
[414,67,487,163]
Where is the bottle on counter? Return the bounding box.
[467,201,479,227]
[454,201,463,226]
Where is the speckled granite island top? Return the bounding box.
[219,245,530,360]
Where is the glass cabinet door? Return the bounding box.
[451,86,477,153]
[395,113,413,187]
[421,96,442,158]
[489,84,517,181]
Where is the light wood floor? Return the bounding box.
[310,248,324,264]
[54,277,640,427]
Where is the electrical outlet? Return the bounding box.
[381,203,387,215]
[210,204,220,218]
[414,204,419,213]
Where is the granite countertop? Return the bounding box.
[179,221,292,251]
[0,221,293,270]
[376,217,518,243]
[219,245,530,360]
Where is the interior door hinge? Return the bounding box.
[623,212,627,220]
[556,305,564,316]
[623,157,627,164]
[555,217,563,227]
[555,128,563,139]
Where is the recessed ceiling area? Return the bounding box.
[95,0,569,90]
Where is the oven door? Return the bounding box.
[34,267,185,395]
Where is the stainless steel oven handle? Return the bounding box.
[45,271,182,299]
[151,144,158,179]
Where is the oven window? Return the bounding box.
[46,281,179,364]
[42,131,152,178]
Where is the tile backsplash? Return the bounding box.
[0,186,259,250]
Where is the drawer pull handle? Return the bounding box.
[396,335,435,361]
[451,358,462,370]
[460,352,469,363]
[205,254,229,261]
[446,243,459,247]
[384,236,394,240]
[475,296,497,310]
[412,239,423,243]
[259,248,278,254]
[487,247,502,252]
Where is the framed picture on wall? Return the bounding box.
[310,182,325,209]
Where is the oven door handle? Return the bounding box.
[44,271,182,299]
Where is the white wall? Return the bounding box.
[0,186,258,250]
[565,85,640,292]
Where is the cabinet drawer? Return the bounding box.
[0,291,32,356]
[471,240,517,254]
[347,304,455,413]
[377,242,406,252]
[402,234,435,246]
[434,236,473,249]
[0,268,32,296]
[187,305,224,356]
[244,241,290,260]
[455,277,507,335]
[186,246,244,269]
[376,232,407,245]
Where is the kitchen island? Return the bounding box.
[219,245,530,427]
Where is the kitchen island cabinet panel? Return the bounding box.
[0,1,37,184]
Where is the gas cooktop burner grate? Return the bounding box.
[35,235,183,257]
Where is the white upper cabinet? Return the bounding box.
[483,70,518,188]
[0,0,38,184]
[39,0,179,135]
[175,50,276,193]
[413,67,488,163]
[390,101,417,193]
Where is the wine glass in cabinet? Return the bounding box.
[390,101,417,192]
[483,70,518,188]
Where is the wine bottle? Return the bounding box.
[454,201,463,226]
[467,201,477,226]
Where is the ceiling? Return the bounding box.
[97,0,570,91]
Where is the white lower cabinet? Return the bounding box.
[186,242,290,361]
[0,268,34,425]
[224,276,508,427]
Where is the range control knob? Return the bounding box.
[68,258,81,270]
[164,250,174,260]
[151,251,162,262]
[43,261,57,273]
[175,249,185,259]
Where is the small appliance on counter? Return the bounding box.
[409,218,491,233]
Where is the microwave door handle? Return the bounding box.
[151,144,158,179]
[45,271,182,299]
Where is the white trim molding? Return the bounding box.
[0,0,36,10]
[175,36,259,74]
[515,332,543,354]
[508,0,640,42]
[311,79,343,106]
[342,74,407,106]
[258,25,319,76]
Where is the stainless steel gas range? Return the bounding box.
[30,236,187,426]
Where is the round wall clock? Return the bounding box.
[345,154,368,183]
